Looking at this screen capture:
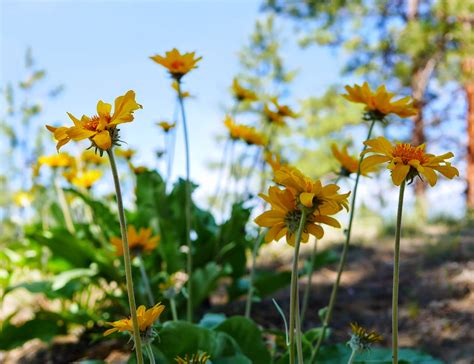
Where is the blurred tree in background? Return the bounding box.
[264,0,474,212]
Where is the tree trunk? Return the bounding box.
[463,58,474,209]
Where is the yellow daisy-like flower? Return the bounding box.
[175,353,210,364]
[331,143,376,177]
[172,81,191,98]
[46,90,142,151]
[38,153,74,168]
[223,116,267,146]
[13,190,34,208]
[255,186,345,245]
[263,104,286,126]
[157,121,176,133]
[270,97,298,118]
[71,170,102,189]
[232,79,257,102]
[62,169,77,183]
[81,150,105,165]
[349,322,383,351]
[104,303,165,336]
[264,151,284,172]
[343,82,417,118]
[115,148,136,161]
[360,136,459,186]
[110,225,159,256]
[150,48,202,80]
[129,163,148,175]
[274,166,350,212]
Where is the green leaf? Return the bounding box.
[191,262,227,308]
[199,313,227,329]
[51,267,97,290]
[215,316,271,364]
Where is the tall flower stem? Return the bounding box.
[53,173,75,234]
[106,149,144,364]
[144,343,156,364]
[170,296,178,322]
[210,138,230,209]
[137,254,155,307]
[301,238,317,324]
[289,209,307,364]
[244,231,264,318]
[177,81,193,322]
[392,179,406,364]
[311,119,376,363]
[347,349,358,364]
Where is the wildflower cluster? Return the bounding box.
[224,116,267,146]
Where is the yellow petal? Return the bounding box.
[67,126,96,140]
[420,166,438,187]
[92,130,112,150]
[391,164,410,186]
[110,90,142,125]
[300,192,315,208]
[306,224,324,239]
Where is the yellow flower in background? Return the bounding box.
[115,148,136,161]
[157,121,176,133]
[343,82,417,118]
[264,151,284,172]
[349,322,383,350]
[361,136,459,186]
[46,90,142,151]
[172,81,192,98]
[223,116,241,140]
[175,352,211,364]
[263,104,286,126]
[62,169,77,183]
[255,186,343,245]
[223,116,267,146]
[331,143,376,177]
[38,153,75,168]
[232,79,257,102]
[274,166,350,212]
[129,163,148,175]
[104,303,165,336]
[150,48,202,80]
[13,190,34,208]
[110,225,159,256]
[270,97,298,118]
[72,170,102,189]
[81,150,106,165]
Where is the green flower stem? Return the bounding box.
[170,296,178,322]
[244,231,265,318]
[289,209,307,364]
[177,81,193,322]
[347,349,358,364]
[295,285,304,364]
[311,119,376,363]
[210,138,230,209]
[392,179,406,364]
[300,238,318,324]
[106,148,144,364]
[144,343,156,364]
[53,173,75,234]
[137,254,155,307]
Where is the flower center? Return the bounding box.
[392,143,428,164]
[171,60,184,70]
[84,116,100,131]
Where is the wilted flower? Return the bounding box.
[104,303,165,338]
[175,352,210,364]
[232,78,257,102]
[331,143,376,177]
[361,136,459,186]
[46,91,142,152]
[343,82,417,119]
[348,322,383,352]
[72,170,102,189]
[150,48,202,80]
[157,121,176,133]
[111,225,159,256]
[38,153,74,169]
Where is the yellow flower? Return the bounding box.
[150,48,202,80]
[62,169,77,183]
[343,82,417,118]
[157,121,176,133]
[331,143,376,177]
[104,303,165,336]
[175,353,210,364]
[46,90,142,151]
[81,150,106,165]
[129,163,148,175]
[223,116,267,146]
[110,225,159,256]
[360,136,459,186]
[13,190,34,208]
[115,148,136,161]
[264,151,284,172]
[263,104,286,126]
[232,79,257,102]
[71,170,102,189]
[172,81,192,98]
[274,166,350,211]
[349,322,382,351]
[255,186,344,245]
[38,153,74,168]
[270,97,298,118]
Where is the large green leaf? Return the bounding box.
[191,262,228,309]
[215,316,271,364]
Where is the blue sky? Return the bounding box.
[1,0,464,216]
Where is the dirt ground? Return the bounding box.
[1,223,473,364]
